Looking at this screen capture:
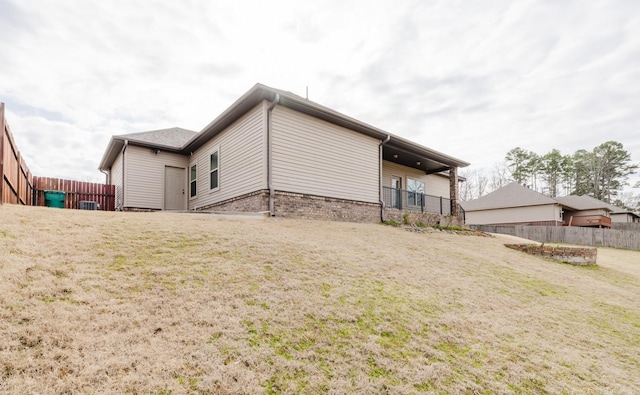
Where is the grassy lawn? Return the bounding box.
[1,204,639,394]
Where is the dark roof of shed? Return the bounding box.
[554,195,612,212]
[603,201,640,216]
[461,182,559,211]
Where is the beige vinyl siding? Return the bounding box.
[111,152,124,209]
[611,213,634,223]
[465,204,561,225]
[271,106,379,203]
[189,103,266,209]
[382,161,449,197]
[124,145,189,209]
[568,209,609,217]
[426,174,450,197]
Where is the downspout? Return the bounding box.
[99,169,110,184]
[267,94,280,216]
[99,168,111,211]
[379,135,391,222]
[120,139,128,211]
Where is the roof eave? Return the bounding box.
[114,135,186,152]
[98,137,122,172]
[464,202,561,212]
[183,84,273,152]
[184,83,470,168]
[99,135,187,171]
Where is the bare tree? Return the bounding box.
[614,191,640,211]
[459,169,475,201]
[460,169,490,200]
[490,162,510,191]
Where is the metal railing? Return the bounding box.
[382,186,452,215]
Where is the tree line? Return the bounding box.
[461,141,639,210]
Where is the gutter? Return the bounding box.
[266,94,280,216]
[379,135,391,222]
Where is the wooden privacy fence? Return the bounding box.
[1,103,34,206]
[470,225,640,251]
[33,177,115,211]
[612,222,640,232]
[1,102,115,211]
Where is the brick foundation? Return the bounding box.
[196,190,269,213]
[195,190,381,222]
[505,244,597,266]
[274,191,381,222]
[123,207,160,212]
[384,209,464,227]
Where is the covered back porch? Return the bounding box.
[379,136,469,222]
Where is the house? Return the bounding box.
[461,183,638,227]
[554,195,612,227]
[460,182,564,226]
[99,83,469,222]
[604,202,640,223]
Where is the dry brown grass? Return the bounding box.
[1,204,639,394]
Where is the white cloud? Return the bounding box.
[0,0,638,189]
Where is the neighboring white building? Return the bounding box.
[462,183,638,227]
[461,183,564,226]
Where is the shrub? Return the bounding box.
[402,212,410,225]
[433,225,469,232]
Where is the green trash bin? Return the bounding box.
[44,190,66,208]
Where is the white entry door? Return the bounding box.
[164,166,186,210]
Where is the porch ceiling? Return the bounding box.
[382,145,452,174]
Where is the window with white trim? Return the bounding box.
[407,178,425,206]
[210,149,219,190]
[190,164,197,198]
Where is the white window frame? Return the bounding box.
[407,178,425,207]
[209,146,220,192]
[189,164,197,199]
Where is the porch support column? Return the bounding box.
[449,167,460,219]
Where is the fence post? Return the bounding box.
[439,196,443,215]
[16,151,21,204]
[421,192,424,212]
[0,103,5,205]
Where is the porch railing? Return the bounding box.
[382,186,452,215]
[567,215,612,228]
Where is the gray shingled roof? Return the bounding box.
[461,182,558,211]
[554,195,612,211]
[603,201,637,215]
[560,195,637,215]
[115,127,197,149]
[462,185,640,216]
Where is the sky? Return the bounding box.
[1,0,639,191]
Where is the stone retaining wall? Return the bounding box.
[504,244,597,266]
[384,209,464,227]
